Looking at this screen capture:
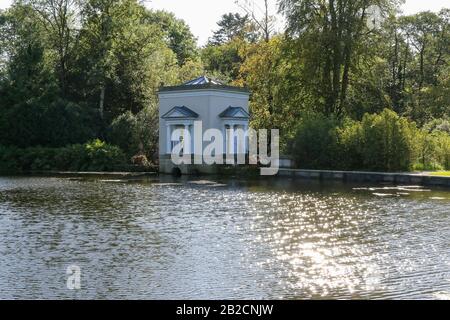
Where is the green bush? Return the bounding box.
[288,109,423,172]
[83,139,126,171]
[423,118,450,134]
[0,145,21,172]
[414,130,441,171]
[0,140,127,173]
[425,131,450,170]
[336,119,364,170]
[107,105,159,162]
[434,132,450,170]
[359,109,417,171]
[0,99,99,148]
[287,113,342,169]
[107,111,137,157]
[412,119,450,171]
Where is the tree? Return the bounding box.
[235,0,275,42]
[400,11,445,90]
[202,38,248,81]
[237,36,304,139]
[143,10,199,65]
[27,0,79,97]
[202,11,262,82]
[73,0,179,119]
[0,9,8,73]
[108,103,159,161]
[209,12,257,45]
[279,0,399,116]
[371,15,411,114]
[177,58,205,82]
[397,10,449,123]
[0,2,57,107]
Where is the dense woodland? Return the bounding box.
[0,0,449,172]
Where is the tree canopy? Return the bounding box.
[0,0,448,171]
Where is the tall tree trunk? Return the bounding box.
[329,0,343,115]
[264,0,270,42]
[339,44,351,116]
[419,45,425,90]
[99,86,105,119]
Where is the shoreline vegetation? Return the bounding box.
[0,140,156,174]
[0,1,448,175]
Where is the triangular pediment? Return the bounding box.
[162,106,199,119]
[168,110,185,118]
[219,106,250,119]
[232,109,249,118]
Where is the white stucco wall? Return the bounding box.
[158,88,250,156]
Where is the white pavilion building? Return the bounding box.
[158,76,250,175]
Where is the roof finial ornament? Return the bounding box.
[183,75,224,86]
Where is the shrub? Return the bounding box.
[83,139,126,171]
[0,145,21,172]
[107,111,138,157]
[288,109,422,172]
[423,118,450,134]
[0,99,99,148]
[134,106,159,161]
[0,140,127,173]
[431,131,450,170]
[359,109,417,171]
[131,154,151,167]
[413,129,443,171]
[334,119,364,170]
[54,144,88,171]
[287,113,342,169]
[107,105,159,162]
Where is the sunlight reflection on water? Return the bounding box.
[0,176,449,299]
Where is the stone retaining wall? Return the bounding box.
[278,169,450,187]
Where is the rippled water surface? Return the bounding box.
[0,176,449,299]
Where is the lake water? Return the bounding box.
[0,176,449,300]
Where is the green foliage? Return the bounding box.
[73,0,181,119]
[238,36,304,143]
[279,0,399,116]
[277,1,449,122]
[416,118,450,170]
[373,10,450,123]
[0,3,57,105]
[201,38,248,80]
[288,113,342,169]
[424,118,450,134]
[107,104,159,162]
[209,13,257,45]
[0,0,196,155]
[134,105,159,161]
[359,109,417,171]
[289,110,423,172]
[432,131,450,170]
[107,111,137,155]
[144,10,199,65]
[336,119,364,170]
[177,59,205,82]
[0,140,127,173]
[0,99,99,148]
[82,139,126,171]
[1,1,448,175]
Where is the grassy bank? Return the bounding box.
[428,171,450,177]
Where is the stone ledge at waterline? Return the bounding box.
[278,169,450,187]
[27,171,157,179]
